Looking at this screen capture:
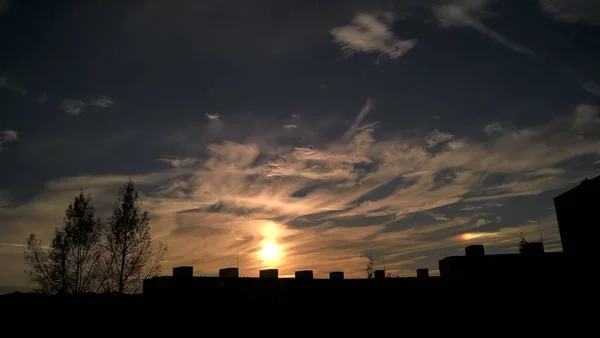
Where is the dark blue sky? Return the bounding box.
[1,0,599,292]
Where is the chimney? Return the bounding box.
[329,271,344,280]
[259,269,278,279]
[295,270,314,279]
[417,268,429,279]
[219,267,239,278]
[465,245,485,257]
[173,266,193,278]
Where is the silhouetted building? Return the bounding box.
[173,266,193,278]
[259,269,278,279]
[439,245,570,283]
[465,245,485,257]
[295,270,313,279]
[219,268,239,278]
[553,175,599,258]
[374,270,385,279]
[417,269,429,279]
[329,271,344,280]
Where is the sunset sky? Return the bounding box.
[1,0,599,293]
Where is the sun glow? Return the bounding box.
[460,232,499,241]
[261,241,279,261]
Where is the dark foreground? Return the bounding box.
[0,277,591,331]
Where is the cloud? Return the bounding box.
[538,0,600,25]
[331,12,417,60]
[342,98,373,143]
[0,130,18,151]
[59,99,85,115]
[89,95,114,108]
[0,190,9,208]
[573,104,600,127]
[0,76,27,95]
[431,214,451,221]
[482,122,504,135]
[433,0,536,57]
[482,121,519,136]
[425,129,454,147]
[206,113,220,121]
[36,92,48,104]
[159,157,200,168]
[582,82,600,97]
[283,125,298,129]
[1,102,596,287]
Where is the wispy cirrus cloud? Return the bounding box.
[433,0,536,57]
[159,157,200,168]
[206,113,220,121]
[0,76,27,95]
[538,0,600,25]
[0,130,18,151]
[431,1,600,98]
[331,12,417,60]
[425,129,454,148]
[1,101,597,285]
[59,99,86,115]
[89,95,115,108]
[36,92,48,104]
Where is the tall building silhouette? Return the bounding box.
[553,175,600,258]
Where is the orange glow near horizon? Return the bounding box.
[460,232,499,241]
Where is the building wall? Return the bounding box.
[553,175,599,258]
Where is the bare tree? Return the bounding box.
[24,190,104,294]
[365,254,374,279]
[104,180,166,293]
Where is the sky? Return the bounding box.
[1,0,599,293]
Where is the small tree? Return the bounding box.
[24,190,104,294]
[518,232,528,254]
[365,254,374,279]
[104,180,166,293]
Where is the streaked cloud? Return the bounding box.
[283,125,298,129]
[59,99,85,115]
[0,130,18,151]
[2,102,594,282]
[36,92,48,104]
[539,0,600,25]
[89,95,114,108]
[0,76,27,95]
[433,0,536,57]
[583,82,600,97]
[425,129,454,147]
[0,190,9,207]
[159,157,200,168]
[206,113,220,120]
[331,12,417,60]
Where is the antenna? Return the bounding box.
[539,226,544,248]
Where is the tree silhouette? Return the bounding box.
[24,190,104,294]
[518,232,528,254]
[104,180,166,293]
[365,254,374,279]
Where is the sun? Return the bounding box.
[260,241,279,261]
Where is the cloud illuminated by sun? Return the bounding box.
[459,232,499,241]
